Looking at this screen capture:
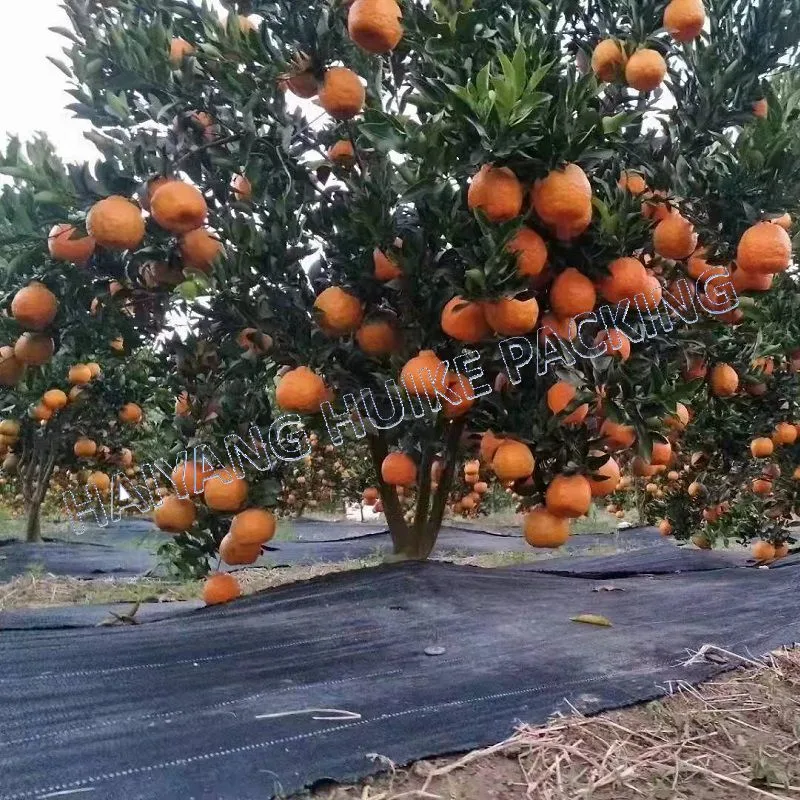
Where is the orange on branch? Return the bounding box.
[154,495,197,533]
[348,0,403,53]
[204,469,248,512]
[319,67,365,120]
[314,286,363,335]
[549,268,596,317]
[492,440,535,481]
[467,164,523,223]
[737,221,792,274]
[545,474,592,518]
[441,296,490,343]
[483,296,539,336]
[11,282,58,331]
[203,573,241,605]
[523,507,570,548]
[625,48,667,92]
[381,452,417,487]
[276,366,328,413]
[150,181,207,234]
[229,508,276,545]
[506,227,548,277]
[532,163,592,240]
[86,196,145,250]
[14,333,54,366]
[47,224,95,265]
[591,39,625,82]
[180,228,224,273]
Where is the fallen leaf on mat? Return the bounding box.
[571,613,613,627]
[591,585,625,592]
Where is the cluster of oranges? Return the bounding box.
[591,0,706,92]
[150,459,278,604]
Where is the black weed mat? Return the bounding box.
[0,600,202,630]
[1,557,799,800]
[0,522,662,579]
[0,539,156,581]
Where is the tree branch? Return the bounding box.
[366,431,411,555]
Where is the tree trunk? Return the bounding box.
[367,419,465,561]
[25,500,42,543]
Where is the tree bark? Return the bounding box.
[366,432,412,556]
[25,501,42,543]
[367,420,465,561]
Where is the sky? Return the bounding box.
[0,1,96,162]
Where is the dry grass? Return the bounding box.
[313,649,800,800]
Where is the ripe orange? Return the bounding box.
[547,382,588,426]
[709,363,738,397]
[480,430,505,463]
[751,478,772,495]
[119,403,143,424]
[43,389,68,410]
[751,540,776,562]
[362,487,379,505]
[732,267,773,293]
[31,402,53,422]
[356,319,399,356]
[219,533,261,566]
[150,181,207,233]
[443,373,475,418]
[545,474,592,518]
[48,223,95,265]
[625,48,667,92]
[203,573,241,605]
[595,328,631,360]
[401,350,447,398]
[750,437,774,458]
[87,471,111,493]
[774,422,797,445]
[549,268,596,317]
[236,327,272,354]
[506,227,548,277]
[600,419,637,450]
[653,214,697,260]
[381,452,417,486]
[154,494,197,533]
[171,458,216,496]
[523,507,570,548]
[11,282,58,331]
[538,313,577,341]
[229,508,276,545]
[68,364,93,385]
[492,440,535,481]
[314,286,364,335]
[665,402,690,430]
[600,257,649,302]
[642,189,674,222]
[774,543,790,559]
[532,164,592,240]
[373,247,402,281]
[140,176,170,211]
[658,519,673,536]
[204,469,248,511]
[591,39,625,82]
[328,140,356,166]
[663,0,706,42]
[483,296,539,336]
[441,296,490,343]
[285,71,319,98]
[650,440,672,466]
[468,164,524,223]
[474,481,488,494]
[180,228,224,273]
[86,196,145,250]
[618,170,647,195]
[588,456,620,496]
[231,174,252,202]
[736,221,791,274]
[319,67,365,119]
[771,212,792,231]
[169,37,195,66]
[752,98,768,118]
[348,0,403,53]
[275,366,328,413]
[14,333,54,366]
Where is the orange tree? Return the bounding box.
[21,0,800,590]
[0,136,172,541]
